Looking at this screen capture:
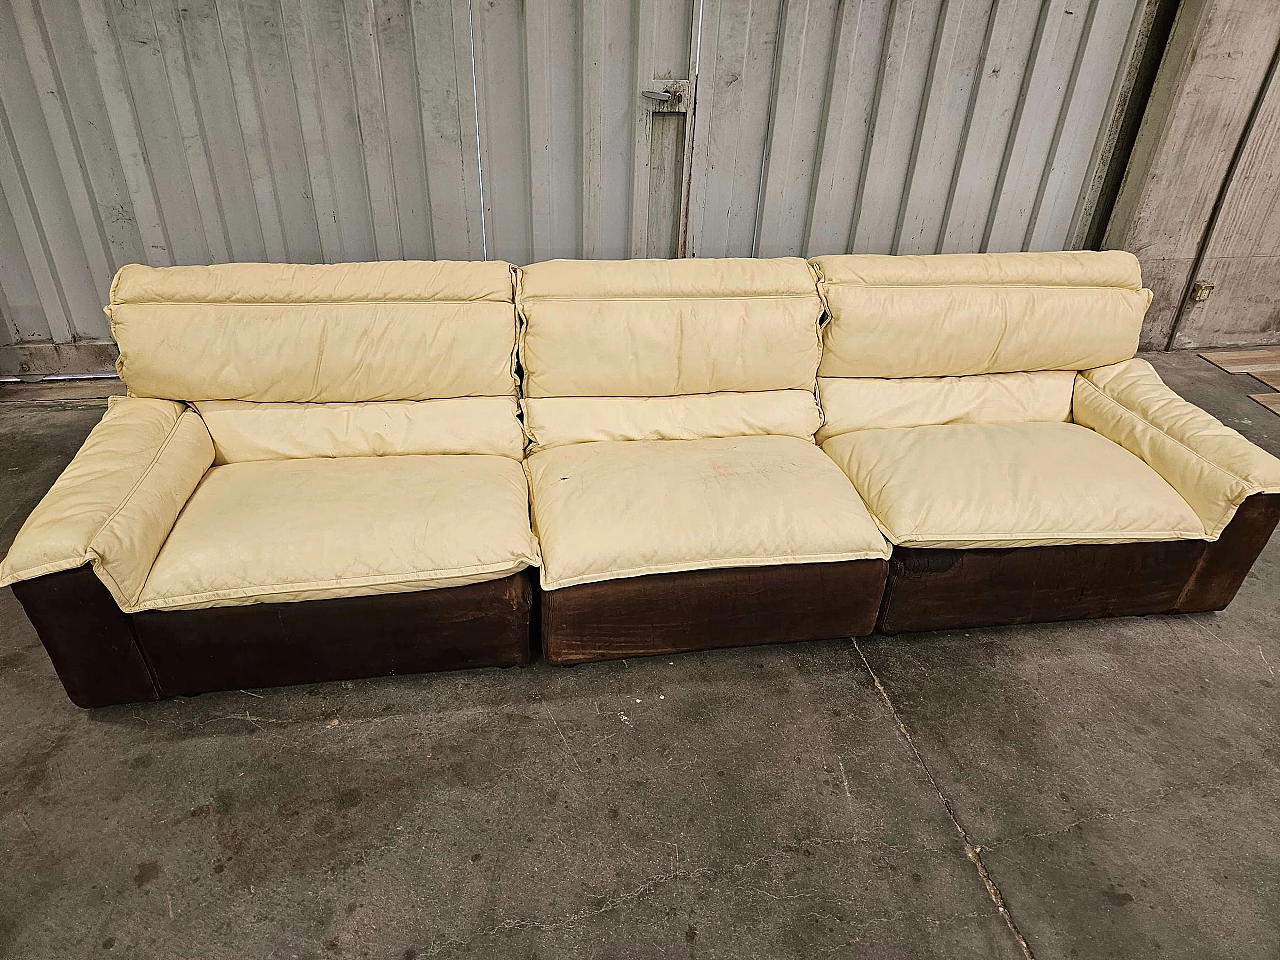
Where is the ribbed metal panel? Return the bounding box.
[0,0,1150,367]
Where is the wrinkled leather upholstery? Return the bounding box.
[137,455,539,610]
[6,251,1278,619]
[110,260,518,404]
[1074,359,1280,537]
[523,391,821,452]
[518,258,868,590]
[810,250,1235,550]
[194,398,525,463]
[0,397,213,608]
[813,251,1149,379]
[823,422,1205,549]
[518,257,823,447]
[527,436,888,590]
[3,260,535,611]
[816,371,1074,442]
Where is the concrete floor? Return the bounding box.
[1,351,1277,959]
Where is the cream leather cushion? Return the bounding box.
[519,257,822,397]
[816,371,1075,443]
[194,398,524,463]
[523,391,821,452]
[109,260,518,403]
[526,435,889,590]
[137,455,538,610]
[822,422,1205,549]
[813,251,1150,379]
[518,257,824,446]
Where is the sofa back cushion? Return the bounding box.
[815,371,1076,443]
[517,258,824,448]
[108,260,522,459]
[813,251,1150,379]
[811,251,1150,441]
[110,261,518,403]
[192,398,525,463]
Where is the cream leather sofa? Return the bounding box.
[4,252,1279,705]
[813,251,1280,632]
[517,258,891,662]
[0,261,539,706]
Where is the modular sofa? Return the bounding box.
[517,258,891,663]
[3,251,1280,706]
[0,261,540,706]
[812,252,1280,633]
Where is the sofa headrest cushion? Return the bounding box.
[109,261,518,403]
[518,257,823,398]
[814,250,1150,379]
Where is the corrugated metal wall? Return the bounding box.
[0,0,1153,373]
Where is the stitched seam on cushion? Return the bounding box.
[524,388,821,402]
[88,409,189,549]
[541,548,891,589]
[519,294,820,303]
[1204,504,1240,540]
[194,397,517,408]
[524,390,819,403]
[114,298,512,306]
[138,555,539,609]
[822,282,1141,291]
[889,528,1204,542]
[88,409,204,606]
[88,558,133,610]
[0,555,91,588]
[1077,377,1256,489]
[504,266,522,401]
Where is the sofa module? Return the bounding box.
[517,257,891,663]
[0,261,540,707]
[811,251,1280,634]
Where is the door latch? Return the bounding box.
[641,90,673,102]
[1191,280,1214,303]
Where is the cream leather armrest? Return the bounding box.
[0,396,214,610]
[1073,359,1280,538]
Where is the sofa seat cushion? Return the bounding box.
[526,435,889,590]
[822,422,1205,549]
[137,455,539,611]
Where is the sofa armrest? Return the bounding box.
[1073,359,1280,538]
[0,396,214,609]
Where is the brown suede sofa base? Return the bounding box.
[13,501,1275,705]
[540,559,888,664]
[875,493,1280,634]
[12,568,533,708]
[535,494,1279,661]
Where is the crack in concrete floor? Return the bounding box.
[856,640,1038,960]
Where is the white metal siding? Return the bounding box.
[0,0,1148,359]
